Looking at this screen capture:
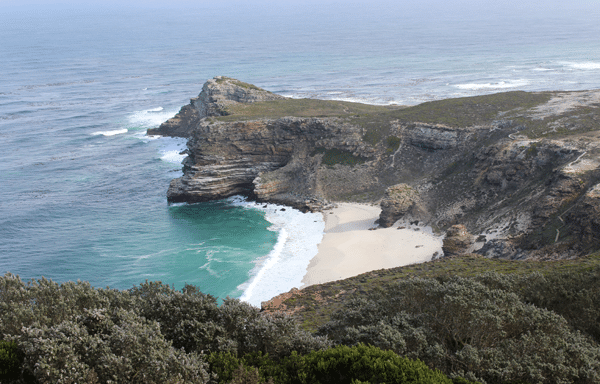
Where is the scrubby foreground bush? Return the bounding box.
[318,273,600,384]
[0,274,329,384]
[3,270,599,384]
[208,344,460,384]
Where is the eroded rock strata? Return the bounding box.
[152,77,600,260]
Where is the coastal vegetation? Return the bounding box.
[310,147,369,167]
[0,274,473,384]
[3,258,600,383]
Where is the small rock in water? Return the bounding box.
[280,208,286,211]
[398,226,406,229]
[415,245,423,248]
[414,227,421,231]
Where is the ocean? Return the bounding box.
[1,0,600,307]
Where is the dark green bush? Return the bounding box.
[298,344,453,384]
[0,340,20,380]
[311,147,368,167]
[209,345,464,384]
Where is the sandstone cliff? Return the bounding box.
[150,78,600,260]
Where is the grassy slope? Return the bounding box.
[212,90,600,144]
[215,90,600,142]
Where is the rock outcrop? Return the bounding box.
[565,182,600,249]
[477,239,523,259]
[442,225,475,257]
[377,184,427,227]
[148,76,286,137]
[404,122,472,150]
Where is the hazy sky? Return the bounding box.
[2,0,599,11]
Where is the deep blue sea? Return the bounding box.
[1,0,600,306]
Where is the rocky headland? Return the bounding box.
[150,76,600,262]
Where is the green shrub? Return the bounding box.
[386,136,402,152]
[210,345,463,384]
[298,344,453,384]
[311,147,368,167]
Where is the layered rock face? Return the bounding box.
[404,122,471,150]
[166,117,373,211]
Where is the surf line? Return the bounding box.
[239,228,288,304]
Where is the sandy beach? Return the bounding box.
[301,203,443,287]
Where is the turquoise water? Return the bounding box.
[1,0,600,305]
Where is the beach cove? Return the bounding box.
[302,203,442,287]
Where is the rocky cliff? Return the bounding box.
[151,78,600,260]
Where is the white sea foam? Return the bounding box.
[125,107,186,164]
[455,79,530,90]
[157,137,187,164]
[127,107,177,131]
[239,228,288,303]
[92,128,128,136]
[228,196,325,307]
[564,62,600,70]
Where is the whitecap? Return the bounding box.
[157,136,188,164]
[564,62,600,70]
[127,107,178,131]
[454,79,530,90]
[91,128,128,136]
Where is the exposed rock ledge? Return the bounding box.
[151,77,600,260]
[148,76,285,137]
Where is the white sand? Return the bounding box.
[301,203,443,287]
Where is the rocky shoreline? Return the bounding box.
[150,76,600,261]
